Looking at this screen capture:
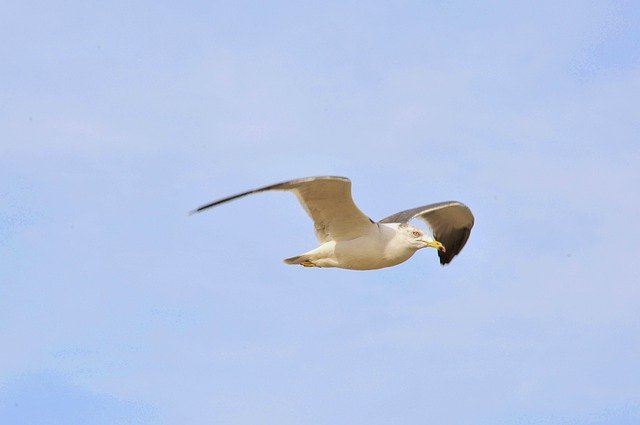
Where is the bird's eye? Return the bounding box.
[412,230,421,237]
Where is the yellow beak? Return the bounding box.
[423,239,446,252]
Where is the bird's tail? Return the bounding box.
[283,255,304,265]
[283,255,318,267]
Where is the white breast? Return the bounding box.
[330,223,418,270]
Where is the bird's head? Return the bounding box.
[399,224,446,253]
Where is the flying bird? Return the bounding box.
[191,176,474,270]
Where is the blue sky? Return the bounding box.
[1,1,639,423]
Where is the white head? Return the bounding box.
[397,223,446,252]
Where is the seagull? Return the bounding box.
[191,176,474,270]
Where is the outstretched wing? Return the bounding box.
[380,201,474,265]
[191,176,376,243]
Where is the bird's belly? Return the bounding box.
[332,237,414,270]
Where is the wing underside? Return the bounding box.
[191,176,376,242]
[380,201,474,265]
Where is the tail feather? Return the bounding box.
[283,255,304,265]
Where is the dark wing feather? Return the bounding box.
[380,201,474,265]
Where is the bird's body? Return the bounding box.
[191,176,474,270]
[284,223,417,270]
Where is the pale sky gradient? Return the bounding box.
[2,1,640,424]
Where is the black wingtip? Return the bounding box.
[188,205,209,216]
